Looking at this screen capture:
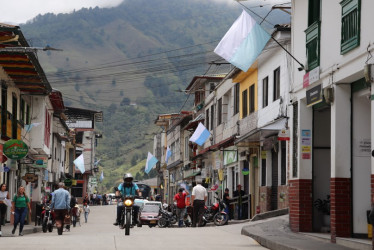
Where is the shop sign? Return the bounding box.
[72,180,77,186]
[224,150,237,165]
[306,84,323,107]
[33,156,48,168]
[278,129,290,141]
[3,139,28,160]
[303,66,320,88]
[64,178,73,187]
[22,173,38,182]
[301,130,311,159]
[261,151,267,159]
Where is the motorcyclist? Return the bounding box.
[113,173,142,226]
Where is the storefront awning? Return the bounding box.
[235,118,287,144]
[167,160,183,170]
[183,171,201,179]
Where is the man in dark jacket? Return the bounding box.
[233,184,245,220]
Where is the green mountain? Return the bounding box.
[21,0,290,192]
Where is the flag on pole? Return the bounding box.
[145,152,158,174]
[24,122,42,132]
[100,171,104,182]
[165,146,172,164]
[73,154,85,174]
[189,122,210,146]
[214,10,271,72]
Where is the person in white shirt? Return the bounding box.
[191,179,207,227]
[83,204,90,223]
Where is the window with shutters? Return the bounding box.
[340,0,360,54]
[273,67,280,101]
[217,98,222,125]
[234,83,240,115]
[210,105,214,130]
[263,77,268,108]
[206,109,210,131]
[305,0,320,71]
[44,109,51,148]
[249,84,255,114]
[242,89,248,118]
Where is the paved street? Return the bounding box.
[1,205,266,250]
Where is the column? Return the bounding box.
[330,84,351,242]
[289,99,313,232]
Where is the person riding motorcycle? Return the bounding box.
[113,173,142,226]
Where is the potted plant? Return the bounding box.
[314,195,330,227]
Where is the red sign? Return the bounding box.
[0,144,3,163]
[303,72,310,88]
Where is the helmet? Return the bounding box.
[123,173,133,183]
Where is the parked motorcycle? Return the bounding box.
[158,209,174,228]
[204,193,228,226]
[41,204,55,233]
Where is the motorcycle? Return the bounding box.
[118,195,136,236]
[204,193,228,226]
[41,204,55,233]
[158,209,174,228]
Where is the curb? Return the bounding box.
[241,228,296,250]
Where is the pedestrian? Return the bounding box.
[191,179,207,227]
[50,182,70,235]
[223,188,231,221]
[11,186,31,236]
[0,183,10,236]
[65,195,77,232]
[233,184,245,220]
[173,187,189,227]
[83,204,90,223]
[92,193,97,205]
[83,193,90,206]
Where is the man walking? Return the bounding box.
[50,183,70,235]
[173,187,189,227]
[233,184,245,220]
[191,179,207,227]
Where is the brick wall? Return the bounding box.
[278,185,289,209]
[289,179,312,232]
[330,178,351,243]
[259,186,271,213]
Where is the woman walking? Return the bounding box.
[83,204,90,223]
[11,186,31,236]
[0,183,10,236]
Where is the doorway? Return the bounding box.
[271,149,278,211]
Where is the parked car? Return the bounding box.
[138,201,161,228]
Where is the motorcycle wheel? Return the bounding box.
[42,220,47,233]
[200,218,207,227]
[171,215,177,225]
[158,217,168,228]
[72,216,76,227]
[213,212,228,226]
[48,223,53,232]
[184,215,191,227]
[125,211,131,236]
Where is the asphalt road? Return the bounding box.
[1,205,267,250]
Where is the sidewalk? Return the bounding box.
[1,223,42,237]
[241,215,368,250]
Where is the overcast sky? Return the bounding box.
[0,0,287,24]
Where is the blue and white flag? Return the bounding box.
[165,146,172,164]
[24,122,41,132]
[145,152,158,174]
[73,154,85,174]
[214,10,271,72]
[100,171,104,182]
[189,122,210,146]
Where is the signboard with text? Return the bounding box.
[306,84,323,107]
[3,139,28,160]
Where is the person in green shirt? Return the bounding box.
[11,186,31,236]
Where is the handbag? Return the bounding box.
[64,214,71,225]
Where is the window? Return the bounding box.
[308,0,320,26]
[44,109,51,148]
[305,0,320,71]
[26,105,30,124]
[249,85,255,114]
[340,0,361,54]
[184,136,190,160]
[217,98,222,125]
[206,109,210,131]
[1,83,7,138]
[20,99,25,123]
[12,95,17,139]
[242,89,248,117]
[234,83,240,115]
[171,142,175,162]
[273,68,280,101]
[263,77,268,108]
[209,82,215,94]
[210,105,214,130]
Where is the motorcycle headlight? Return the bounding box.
[124,199,133,207]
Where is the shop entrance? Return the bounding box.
[312,103,331,232]
[352,87,371,236]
